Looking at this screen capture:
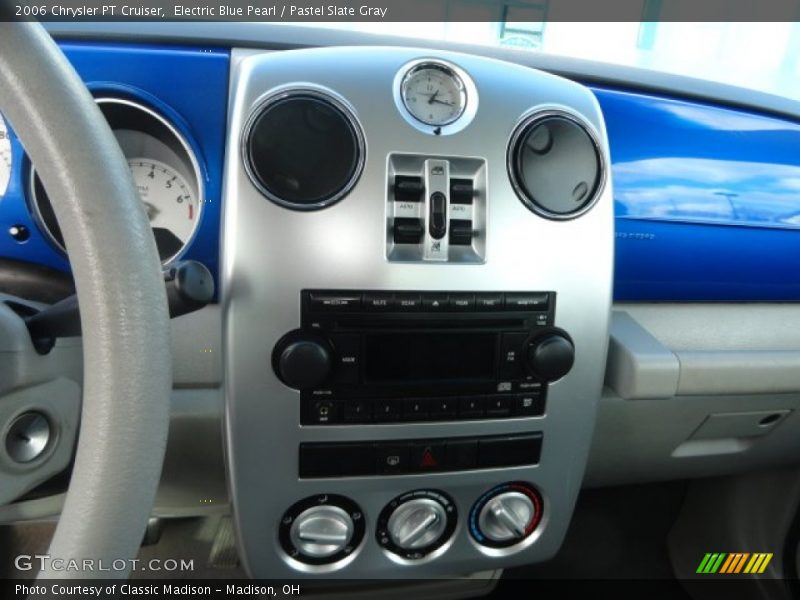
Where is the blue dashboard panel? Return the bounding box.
[594,86,800,302]
[3,43,799,303]
[0,42,229,293]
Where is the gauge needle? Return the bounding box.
[143,201,160,221]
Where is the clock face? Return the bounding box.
[401,62,467,127]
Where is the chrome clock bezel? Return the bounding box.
[394,59,479,136]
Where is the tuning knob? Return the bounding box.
[470,482,543,548]
[526,330,574,382]
[377,490,457,560]
[273,330,332,389]
[279,494,365,566]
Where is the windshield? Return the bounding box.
[300,21,800,102]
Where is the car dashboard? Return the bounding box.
[2,25,800,582]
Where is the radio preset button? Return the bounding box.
[374,399,402,422]
[504,293,549,311]
[459,396,485,418]
[403,398,429,420]
[485,396,513,418]
[429,397,458,419]
[343,400,371,423]
[449,293,475,310]
[363,292,395,311]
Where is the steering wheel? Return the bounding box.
[0,23,172,578]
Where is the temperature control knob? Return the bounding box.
[279,494,365,566]
[526,330,574,382]
[470,482,543,548]
[273,330,332,389]
[377,490,457,560]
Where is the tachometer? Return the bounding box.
[0,114,11,196]
[129,158,199,262]
[29,97,204,264]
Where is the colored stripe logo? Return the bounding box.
[696,553,773,574]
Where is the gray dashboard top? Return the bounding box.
[44,21,800,124]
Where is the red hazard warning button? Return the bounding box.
[410,442,445,472]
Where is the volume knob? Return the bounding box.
[526,331,574,382]
[273,331,332,389]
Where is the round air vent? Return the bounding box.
[243,90,365,210]
[508,111,603,220]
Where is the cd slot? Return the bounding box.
[333,318,526,330]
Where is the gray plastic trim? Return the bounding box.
[605,311,679,400]
[607,306,800,398]
[0,379,80,505]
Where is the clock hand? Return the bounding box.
[431,98,454,107]
[427,89,439,104]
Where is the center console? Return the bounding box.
[223,46,613,578]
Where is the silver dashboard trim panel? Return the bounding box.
[222,46,614,579]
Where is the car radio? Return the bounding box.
[271,290,576,426]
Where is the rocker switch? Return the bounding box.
[430,192,447,240]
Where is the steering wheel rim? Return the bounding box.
[0,23,172,579]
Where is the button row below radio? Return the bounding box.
[305,393,544,425]
[311,292,550,312]
[299,433,543,478]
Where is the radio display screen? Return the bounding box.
[364,332,496,383]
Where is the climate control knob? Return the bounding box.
[273,330,332,389]
[526,330,574,382]
[470,482,543,548]
[377,490,457,561]
[279,494,365,566]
